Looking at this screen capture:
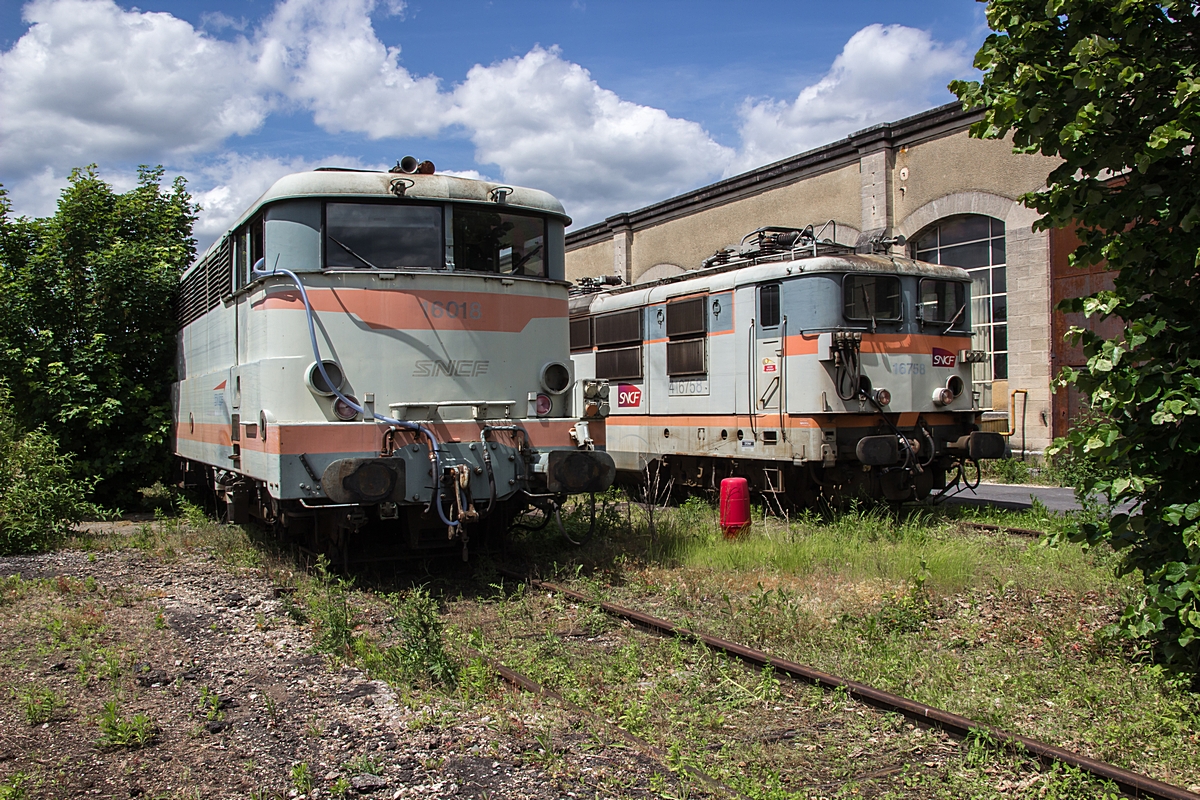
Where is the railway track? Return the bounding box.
[958,520,1047,538]
[488,568,1199,800]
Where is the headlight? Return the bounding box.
[583,378,610,400]
[540,362,571,395]
[959,349,987,364]
[305,360,344,396]
[334,395,359,421]
[932,387,955,406]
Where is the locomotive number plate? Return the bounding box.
[668,379,710,396]
[892,362,926,375]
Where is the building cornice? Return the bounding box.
[566,102,981,251]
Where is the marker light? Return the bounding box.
[535,393,553,416]
[932,387,955,406]
[871,388,892,406]
[334,395,359,421]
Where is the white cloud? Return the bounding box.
[200,11,248,32]
[257,0,447,139]
[189,152,389,254]
[449,47,732,224]
[0,2,972,232]
[0,0,266,178]
[381,0,407,19]
[2,166,68,219]
[731,24,971,173]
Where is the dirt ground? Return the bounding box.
[0,521,696,800]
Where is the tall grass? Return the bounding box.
[651,499,1120,597]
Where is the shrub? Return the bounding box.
[0,388,96,554]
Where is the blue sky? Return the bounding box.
[0,0,988,252]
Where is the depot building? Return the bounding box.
[564,102,1112,456]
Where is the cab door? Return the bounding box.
[755,283,782,413]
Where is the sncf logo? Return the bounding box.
[932,347,957,368]
[617,384,642,408]
[413,360,490,377]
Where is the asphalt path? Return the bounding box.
[939,482,1083,512]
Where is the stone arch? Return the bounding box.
[896,189,1053,453]
[636,262,686,283]
[896,191,1039,242]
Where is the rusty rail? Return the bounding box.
[960,521,1047,538]
[499,570,1200,800]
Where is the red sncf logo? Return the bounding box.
[932,347,957,368]
[617,384,642,408]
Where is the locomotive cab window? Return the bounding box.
[843,275,901,323]
[324,203,443,270]
[759,283,781,328]
[918,279,968,330]
[454,206,546,277]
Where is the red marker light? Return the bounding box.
[535,393,552,416]
[334,396,359,421]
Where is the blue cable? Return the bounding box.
[251,259,459,528]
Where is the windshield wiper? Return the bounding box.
[511,244,542,273]
[942,304,965,334]
[328,235,382,270]
[861,285,877,333]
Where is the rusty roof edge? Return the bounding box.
[566,102,981,250]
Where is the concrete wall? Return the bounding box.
[627,165,861,281]
[567,237,615,280]
[895,130,1055,219]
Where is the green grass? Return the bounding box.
[0,772,30,800]
[28,485,1198,797]
[15,684,61,724]
[489,492,1200,793]
[649,500,1117,598]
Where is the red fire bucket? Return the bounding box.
[719,477,751,539]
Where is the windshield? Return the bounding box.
[325,203,443,269]
[919,279,968,329]
[843,275,902,322]
[454,206,546,277]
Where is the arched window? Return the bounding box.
[912,215,1007,396]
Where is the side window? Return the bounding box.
[666,295,707,378]
[759,283,781,328]
[594,309,642,381]
[234,227,249,288]
[843,275,902,322]
[250,216,264,271]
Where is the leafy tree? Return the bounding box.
[952,0,1200,674]
[0,167,196,507]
